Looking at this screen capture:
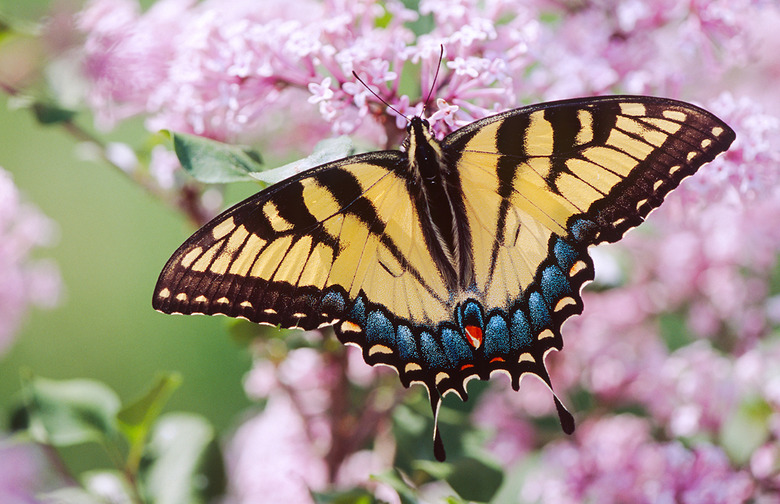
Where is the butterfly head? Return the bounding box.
[401,115,430,152]
[406,116,430,134]
[406,115,436,147]
[405,115,444,177]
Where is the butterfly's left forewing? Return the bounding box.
[154,151,455,349]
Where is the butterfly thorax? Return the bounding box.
[406,116,474,292]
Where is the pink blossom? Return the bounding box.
[148,144,181,190]
[471,387,537,465]
[307,77,334,104]
[0,438,72,503]
[335,450,399,504]
[0,168,61,356]
[78,0,195,129]
[427,99,461,133]
[223,395,328,504]
[635,342,739,437]
[525,415,754,504]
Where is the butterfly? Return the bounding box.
[153,95,734,460]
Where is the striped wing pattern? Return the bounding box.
[154,151,452,331]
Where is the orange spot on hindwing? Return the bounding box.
[458,299,486,350]
[465,325,483,349]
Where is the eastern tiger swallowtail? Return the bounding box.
[153,95,734,460]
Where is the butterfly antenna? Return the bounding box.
[352,71,409,122]
[422,45,445,114]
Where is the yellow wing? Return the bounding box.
[153,151,453,333]
[444,96,735,311]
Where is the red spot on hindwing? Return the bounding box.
[464,325,483,349]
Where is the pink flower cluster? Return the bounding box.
[0,438,72,502]
[524,415,754,504]
[232,344,397,502]
[0,168,61,356]
[66,0,780,501]
[77,0,548,147]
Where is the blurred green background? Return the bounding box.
[0,0,254,471]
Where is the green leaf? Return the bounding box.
[139,413,223,504]
[168,131,264,183]
[413,459,452,481]
[392,401,439,470]
[117,373,182,471]
[21,374,121,447]
[32,102,78,125]
[0,16,12,39]
[659,312,692,352]
[491,453,543,504]
[117,373,182,444]
[445,456,503,503]
[248,135,354,185]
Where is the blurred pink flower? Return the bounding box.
[78,0,195,129]
[0,168,61,357]
[223,395,328,504]
[471,386,537,465]
[0,438,72,503]
[525,415,754,504]
[148,144,181,190]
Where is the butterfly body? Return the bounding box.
[154,96,734,460]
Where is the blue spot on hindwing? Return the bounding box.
[457,299,484,330]
[319,290,346,317]
[440,326,473,365]
[553,238,579,272]
[528,291,550,332]
[396,325,419,361]
[510,307,532,349]
[569,217,598,243]
[420,331,446,370]
[365,310,393,347]
[541,265,572,305]
[349,296,366,325]
[484,314,510,359]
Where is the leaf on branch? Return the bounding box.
[117,372,182,471]
[19,374,121,447]
[139,413,224,504]
[167,130,264,184]
[32,101,78,125]
[248,135,354,185]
